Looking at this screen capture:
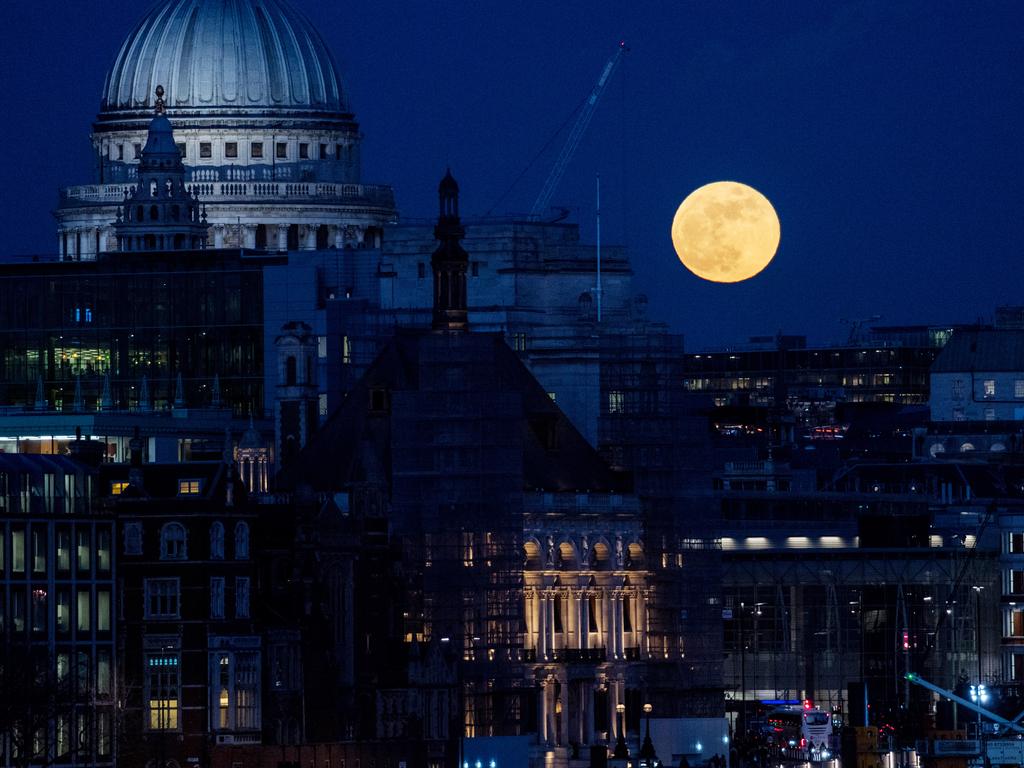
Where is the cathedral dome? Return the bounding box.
[100,0,348,119]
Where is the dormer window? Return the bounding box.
[178,479,201,496]
[160,523,187,560]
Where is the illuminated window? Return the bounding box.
[342,336,352,364]
[76,590,90,632]
[1016,380,1024,399]
[178,479,202,496]
[984,380,996,398]
[462,532,475,567]
[511,333,528,352]
[210,650,261,731]
[608,391,624,414]
[160,522,187,560]
[77,529,91,571]
[110,481,129,495]
[317,335,328,358]
[547,392,557,402]
[56,529,71,571]
[146,653,180,730]
[145,578,180,619]
[97,590,111,632]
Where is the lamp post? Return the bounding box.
[973,585,985,742]
[613,703,629,759]
[638,703,660,766]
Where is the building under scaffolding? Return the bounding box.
[716,458,1011,735]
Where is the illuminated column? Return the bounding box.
[639,589,649,658]
[581,594,590,650]
[548,593,557,654]
[572,591,582,649]
[539,679,549,743]
[333,225,344,249]
[615,593,624,658]
[538,595,546,659]
[547,678,557,745]
[603,591,613,657]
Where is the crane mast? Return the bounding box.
[530,42,628,218]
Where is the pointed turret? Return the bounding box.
[431,169,469,331]
[114,85,210,253]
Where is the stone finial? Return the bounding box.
[154,85,166,115]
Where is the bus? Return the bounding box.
[765,705,833,757]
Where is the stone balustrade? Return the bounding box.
[60,180,395,209]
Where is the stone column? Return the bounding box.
[243,225,257,249]
[540,594,549,660]
[603,591,613,657]
[213,225,225,249]
[581,594,590,650]
[637,590,648,658]
[277,224,289,251]
[98,228,110,254]
[333,225,344,249]
[571,591,581,649]
[303,225,317,250]
[615,594,625,658]
[548,594,557,656]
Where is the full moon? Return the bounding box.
[671,181,781,283]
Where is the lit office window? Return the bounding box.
[608,391,624,414]
[77,590,90,632]
[984,379,996,398]
[77,529,91,572]
[146,653,180,730]
[210,651,261,730]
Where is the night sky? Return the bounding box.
[3,0,1022,347]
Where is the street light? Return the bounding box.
[638,703,660,767]
[613,703,629,759]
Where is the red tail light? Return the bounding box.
[800,738,807,748]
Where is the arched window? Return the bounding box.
[234,522,250,560]
[210,522,225,560]
[160,522,187,560]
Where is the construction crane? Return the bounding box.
[840,315,882,345]
[530,42,628,218]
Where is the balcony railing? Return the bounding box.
[59,181,396,209]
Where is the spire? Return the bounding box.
[113,86,210,253]
[431,169,469,331]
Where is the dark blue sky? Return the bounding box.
[2,1,1022,347]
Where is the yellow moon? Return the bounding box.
[671,181,780,283]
